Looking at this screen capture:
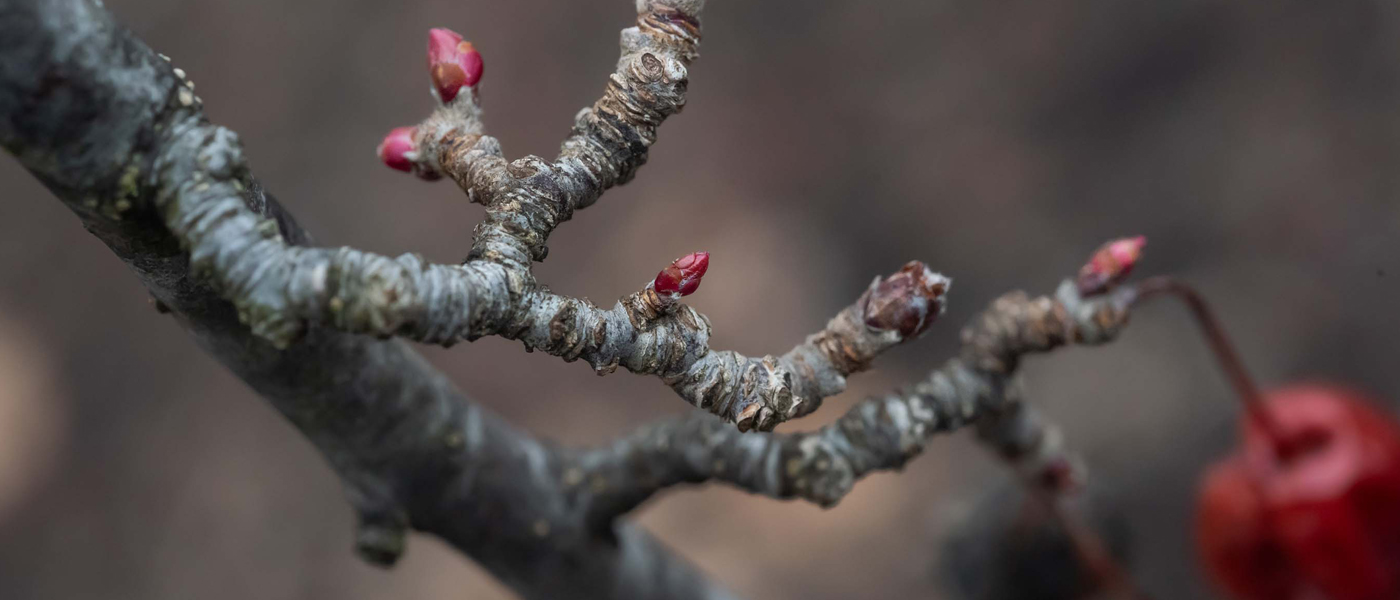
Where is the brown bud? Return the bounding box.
[863,261,951,338]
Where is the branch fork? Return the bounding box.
[1,0,1168,595]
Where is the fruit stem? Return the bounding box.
[1027,492,1157,600]
[1129,276,1290,458]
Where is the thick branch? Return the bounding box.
[581,282,1132,512]
[0,2,736,599]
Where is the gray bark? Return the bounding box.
[0,1,735,598]
[0,0,1140,597]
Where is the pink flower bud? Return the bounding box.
[377,127,419,173]
[1076,236,1146,296]
[863,261,950,338]
[653,252,710,297]
[428,28,484,104]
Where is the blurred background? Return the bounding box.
[3,0,1400,598]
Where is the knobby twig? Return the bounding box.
[116,0,950,431]
[577,279,1134,516]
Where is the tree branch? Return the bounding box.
[0,1,738,598]
[505,260,948,431]
[20,0,945,430]
[579,280,1132,514]
[1,0,1146,596]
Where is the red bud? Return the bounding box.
[652,252,709,297]
[428,28,484,104]
[1077,236,1146,296]
[1197,384,1400,600]
[377,127,418,173]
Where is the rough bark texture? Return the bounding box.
[23,0,948,431]
[2,0,1141,597]
[0,1,735,599]
[579,282,1133,513]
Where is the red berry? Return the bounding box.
[1077,236,1146,296]
[1197,384,1400,600]
[652,252,709,297]
[377,126,418,173]
[427,28,483,104]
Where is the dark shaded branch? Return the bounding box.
[0,1,737,598]
[580,282,1133,513]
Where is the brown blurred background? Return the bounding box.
[4,0,1400,598]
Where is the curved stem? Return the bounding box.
[1129,276,1289,457]
[1026,491,1157,600]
